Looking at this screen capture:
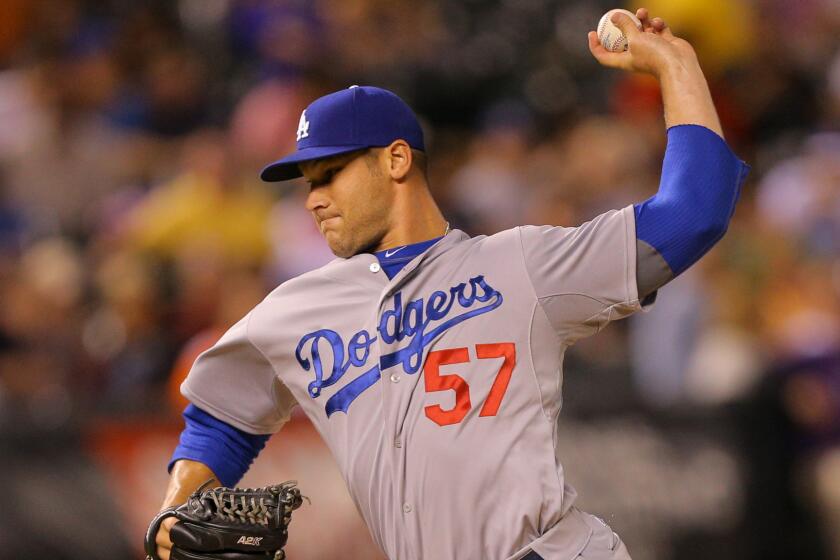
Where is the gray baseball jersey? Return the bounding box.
[182,205,644,560]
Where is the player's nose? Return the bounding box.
[304,187,329,212]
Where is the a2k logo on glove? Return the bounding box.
[295,275,503,416]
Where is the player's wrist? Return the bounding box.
[162,459,219,509]
[653,43,700,81]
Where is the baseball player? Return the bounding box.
[153,9,749,560]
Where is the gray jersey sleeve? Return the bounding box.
[181,313,298,434]
[518,205,643,345]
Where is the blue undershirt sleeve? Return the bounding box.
[168,403,270,487]
[634,124,750,278]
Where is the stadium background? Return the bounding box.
[0,0,838,558]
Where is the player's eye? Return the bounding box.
[324,166,344,182]
[306,164,345,188]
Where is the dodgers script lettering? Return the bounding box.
[295,275,503,416]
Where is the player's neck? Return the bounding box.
[374,184,447,251]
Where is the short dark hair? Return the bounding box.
[411,149,428,177]
[363,149,383,177]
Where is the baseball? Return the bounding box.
[597,9,643,52]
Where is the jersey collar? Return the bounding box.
[319,229,470,291]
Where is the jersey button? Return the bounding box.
[403,503,412,513]
[389,373,400,383]
[369,262,381,273]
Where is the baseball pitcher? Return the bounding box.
[151,9,749,560]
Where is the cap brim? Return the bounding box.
[260,145,370,182]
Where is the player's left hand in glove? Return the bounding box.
[145,480,305,560]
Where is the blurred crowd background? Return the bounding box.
[0,0,838,559]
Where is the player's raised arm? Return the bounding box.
[588,8,749,298]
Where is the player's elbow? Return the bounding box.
[688,214,731,250]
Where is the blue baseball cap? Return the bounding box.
[260,85,425,182]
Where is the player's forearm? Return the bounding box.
[161,459,220,509]
[171,403,270,488]
[657,54,723,138]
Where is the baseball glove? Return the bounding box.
[145,480,305,560]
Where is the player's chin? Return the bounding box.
[325,233,355,259]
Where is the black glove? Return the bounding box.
[145,481,305,560]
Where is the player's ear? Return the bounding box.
[385,140,412,182]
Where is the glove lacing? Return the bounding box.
[187,480,304,527]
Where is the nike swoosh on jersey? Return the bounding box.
[385,246,407,257]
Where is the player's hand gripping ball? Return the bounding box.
[597,9,643,52]
[588,8,694,77]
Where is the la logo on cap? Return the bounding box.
[296,110,310,141]
[261,85,424,182]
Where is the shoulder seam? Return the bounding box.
[537,291,610,306]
